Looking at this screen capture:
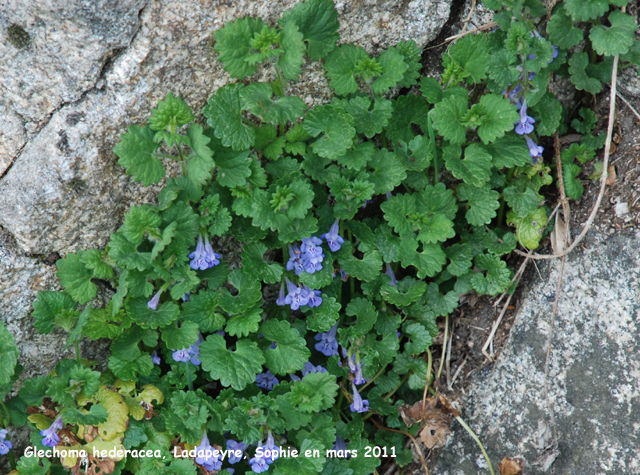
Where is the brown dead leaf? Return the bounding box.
[418,410,451,449]
[606,165,616,186]
[550,215,567,255]
[498,457,525,475]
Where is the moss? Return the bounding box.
[7,24,31,49]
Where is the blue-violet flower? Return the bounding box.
[314,324,339,357]
[302,362,328,375]
[515,100,535,135]
[385,263,398,287]
[195,431,222,472]
[0,429,12,455]
[286,244,305,276]
[40,417,63,448]
[525,136,544,158]
[276,282,287,306]
[350,385,369,413]
[256,370,279,390]
[284,278,310,311]
[227,439,248,464]
[321,219,344,252]
[152,352,161,365]
[147,289,163,310]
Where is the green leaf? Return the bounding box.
[304,104,356,159]
[214,17,266,78]
[62,404,109,425]
[336,141,375,170]
[200,334,265,390]
[457,184,500,226]
[280,0,339,60]
[324,44,369,95]
[289,372,339,413]
[0,321,18,387]
[366,148,407,194]
[591,10,637,56]
[16,456,51,475]
[571,108,598,134]
[403,322,433,355]
[420,77,443,104]
[380,277,427,307]
[443,33,489,84]
[347,438,381,475]
[471,254,512,296]
[125,298,179,329]
[241,83,307,125]
[386,94,430,144]
[121,205,161,245]
[208,135,253,188]
[372,48,408,95]
[32,291,77,334]
[474,94,519,144]
[226,304,262,337]
[165,390,210,443]
[487,50,520,91]
[431,95,468,145]
[345,96,393,139]
[307,297,341,332]
[296,413,336,449]
[299,262,334,289]
[531,93,563,137]
[57,252,97,304]
[446,243,474,277]
[261,320,310,375]
[563,162,585,201]
[569,52,602,95]
[149,92,193,133]
[204,83,255,151]
[375,224,402,262]
[242,242,284,284]
[161,320,199,350]
[564,0,609,21]
[392,40,421,88]
[547,7,583,49]
[345,297,378,336]
[278,19,306,80]
[444,143,492,187]
[186,123,215,186]
[220,269,263,314]
[80,249,113,280]
[398,240,447,279]
[562,143,596,165]
[338,246,383,282]
[395,135,431,172]
[480,135,531,169]
[503,185,542,218]
[114,125,163,186]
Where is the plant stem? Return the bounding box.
[185,362,194,391]
[383,373,411,401]
[455,415,495,475]
[8,448,16,470]
[427,114,438,184]
[75,340,81,362]
[360,365,387,391]
[436,314,449,380]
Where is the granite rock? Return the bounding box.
[432,231,640,475]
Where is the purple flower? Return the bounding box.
[302,362,328,376]
[40,417,63,448]
[350,385,369,413]
[396,331,402,338]
[196,431,223,472]
[227,439,248,464]
[314,324,339,356]
[347,353,357,373]
[514,100,535,135]
[204,236,222,267]
[333,436,351,459]
[304,286,323,308]
[228,469,235,475]
[172,349,190,363]
[182,292,190,302]
[189,236,209,270]
[264,432,280,464]
[354,365,365,385]
[286,245,305,276]
[249,453,270,473]
[276,282,287,306]
[0,429,12,455]
[290,374,301,381]
[552,45,559,59]
[216,330,226,336]
[256,370,279,390]
[525,136,544,158]
[147,289,163,310]
[152,352,161,365]
[270,342,278,349]
[300,237,324,273]
[321,219,344,252]
[385,263,398,286]
[362,199,373,208]
[284,278,310,311]
[528,53,537,60]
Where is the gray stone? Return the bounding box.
[432,231,640,475]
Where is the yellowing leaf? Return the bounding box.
[95,386,129,441]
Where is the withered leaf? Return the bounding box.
[498,456,525,475]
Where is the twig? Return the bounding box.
[370,418,429,475]
[449,358,467,390]
[455,416,496,475]
[445,326,454,389]
[554,131,572,242]
[482,291,515,361]
[424,22,497,51]
[514,53,620,261]
[611,86,640,122]
[461,0,477,33]
[436,314,449,380]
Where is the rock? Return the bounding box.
[432,231,640,475]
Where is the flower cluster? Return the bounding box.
[195,431,222,472]
[189,235,221,271]
[256,370,279,390]
[287,222,344,276]
[172,332,203,365]
[314,324,339,357]
[0,429,12,455]
[249,432,279,473]
[40,417,63,448]
[277,278,322,311]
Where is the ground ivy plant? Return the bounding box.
[2,0,638,474]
